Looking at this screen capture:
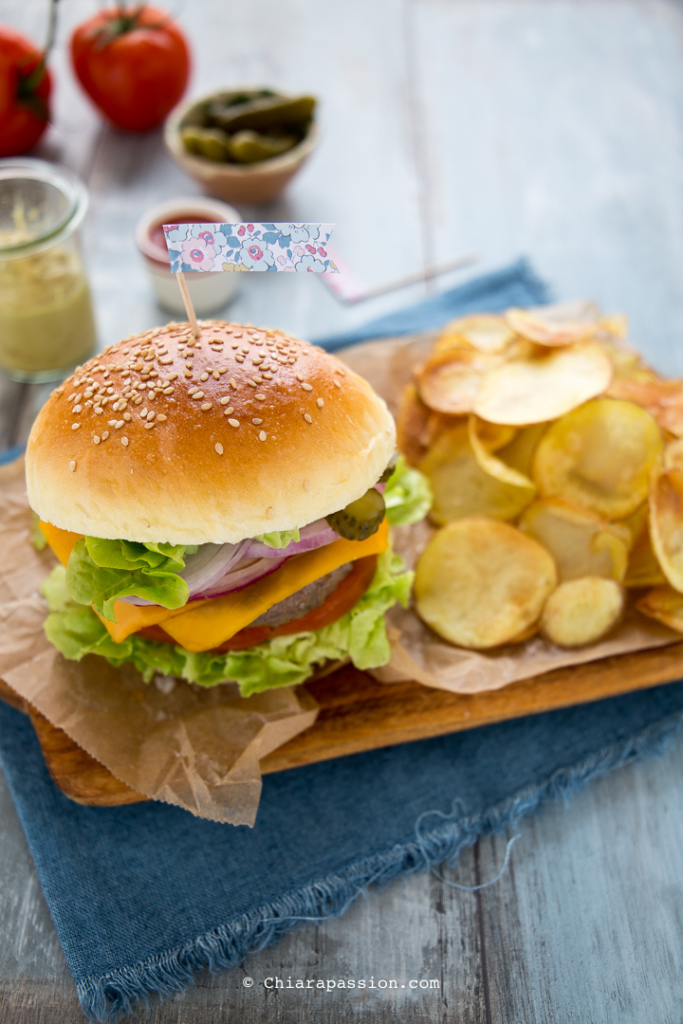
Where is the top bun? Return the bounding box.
[26,320,395,544]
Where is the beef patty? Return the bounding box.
[250,563,353,628]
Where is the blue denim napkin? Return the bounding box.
[4,258,681,1023]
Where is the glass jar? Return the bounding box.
[0,158,97,382]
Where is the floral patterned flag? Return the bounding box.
[163,223,338,273]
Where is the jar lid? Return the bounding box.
[135,196,242,268]
[0,158,88,260]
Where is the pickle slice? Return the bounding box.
[326,488,386,541]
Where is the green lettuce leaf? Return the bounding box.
[43,547,413,697]
[65,537,193,623]
[254,528,301,549]
[31,513,48,551]
[383,455,432,526]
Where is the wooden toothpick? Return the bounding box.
[176,272,200,338]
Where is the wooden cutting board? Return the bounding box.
[2,641,683,807]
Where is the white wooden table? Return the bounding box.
[3,0,683,1019]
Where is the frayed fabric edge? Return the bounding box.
[77,707,683,1023]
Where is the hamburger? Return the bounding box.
[26,320,429,695]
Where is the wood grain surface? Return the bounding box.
[4,0,683,1022]
[4,641,683,809]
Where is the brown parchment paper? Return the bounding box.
[340,330,683,695]
[0,457,318,826]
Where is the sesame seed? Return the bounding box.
[218,367,228,375]
[259,431,267,442]
[101,431,109,440]
[144,422,155,430]
[235,356,245,363]
[184,371,193,378]
[303,479,310,491]
[317,398,324,408]
[252,418,263,425]
[106,387,114,395]
[247,380,257,388]
[71,422,80,430]
[167,372,178,381]
[223,407,234,416]
[146,411,155,421]
[215,442,224,455]
[229,378,238,390]
[231,342,239,349]
[262,373,273,380]
[141,407,148,417]
[304,413,313,424]
[72,404,82,414]
[334,380,342,388]
[123,413,132,421]
[253,376,263,383]
[200,372,209,381]
[134,396,143,405]
[212,370,220,380]
[159,357,173,365]
[115,420,124,429]
[163,386,173,395]
[69,460,76,472]
[192,391,204,400]
[301,382,313,391]
[121,437,129,447]
[201,402,212,411]
[220,396,231,405]
[255,393,266,401]
[93,434,101,445]
[187,388,198,396]
[228,418,240,428]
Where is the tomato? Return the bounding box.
[0,27,51,157]
[70,6,190,132]
[138,556,380,652]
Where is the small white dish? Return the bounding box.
[135,196,241,316]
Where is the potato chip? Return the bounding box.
[415,518,557,649]
[540,577,624,648]
[420,423,536,524]
[533,398,663,519]
[599,313,629,340]
[636,584,683,633]
[468,417,536,492]
[518,498,630,582]
[664,438,683,472]
[435,314,515,355]
[470,418,516,453]
[396,384,462,467]
[496,422,548,477]
[649,467,683,592]
[619,503,666,588]
[473,343,613,426]
[415,347,497,415]
[607,373,683,438]
[504,308,597,347]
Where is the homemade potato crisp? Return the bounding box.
[400,307,683,651]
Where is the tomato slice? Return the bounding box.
[137,555,378,651]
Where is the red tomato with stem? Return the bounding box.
[0,27,52,157]
[71,5,191,132]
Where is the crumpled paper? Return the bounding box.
[341,328,682,696]
[0,457,318,825]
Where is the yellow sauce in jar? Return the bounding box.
[0,201,96,380]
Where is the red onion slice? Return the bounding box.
[198,555,290,599]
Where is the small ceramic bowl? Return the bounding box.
[135,196,241,315]
[164,88,318,206]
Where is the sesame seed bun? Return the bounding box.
[26,321,396,545]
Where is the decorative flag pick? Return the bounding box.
[163,223,338,274]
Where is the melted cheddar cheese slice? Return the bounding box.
[40,519,389,651]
